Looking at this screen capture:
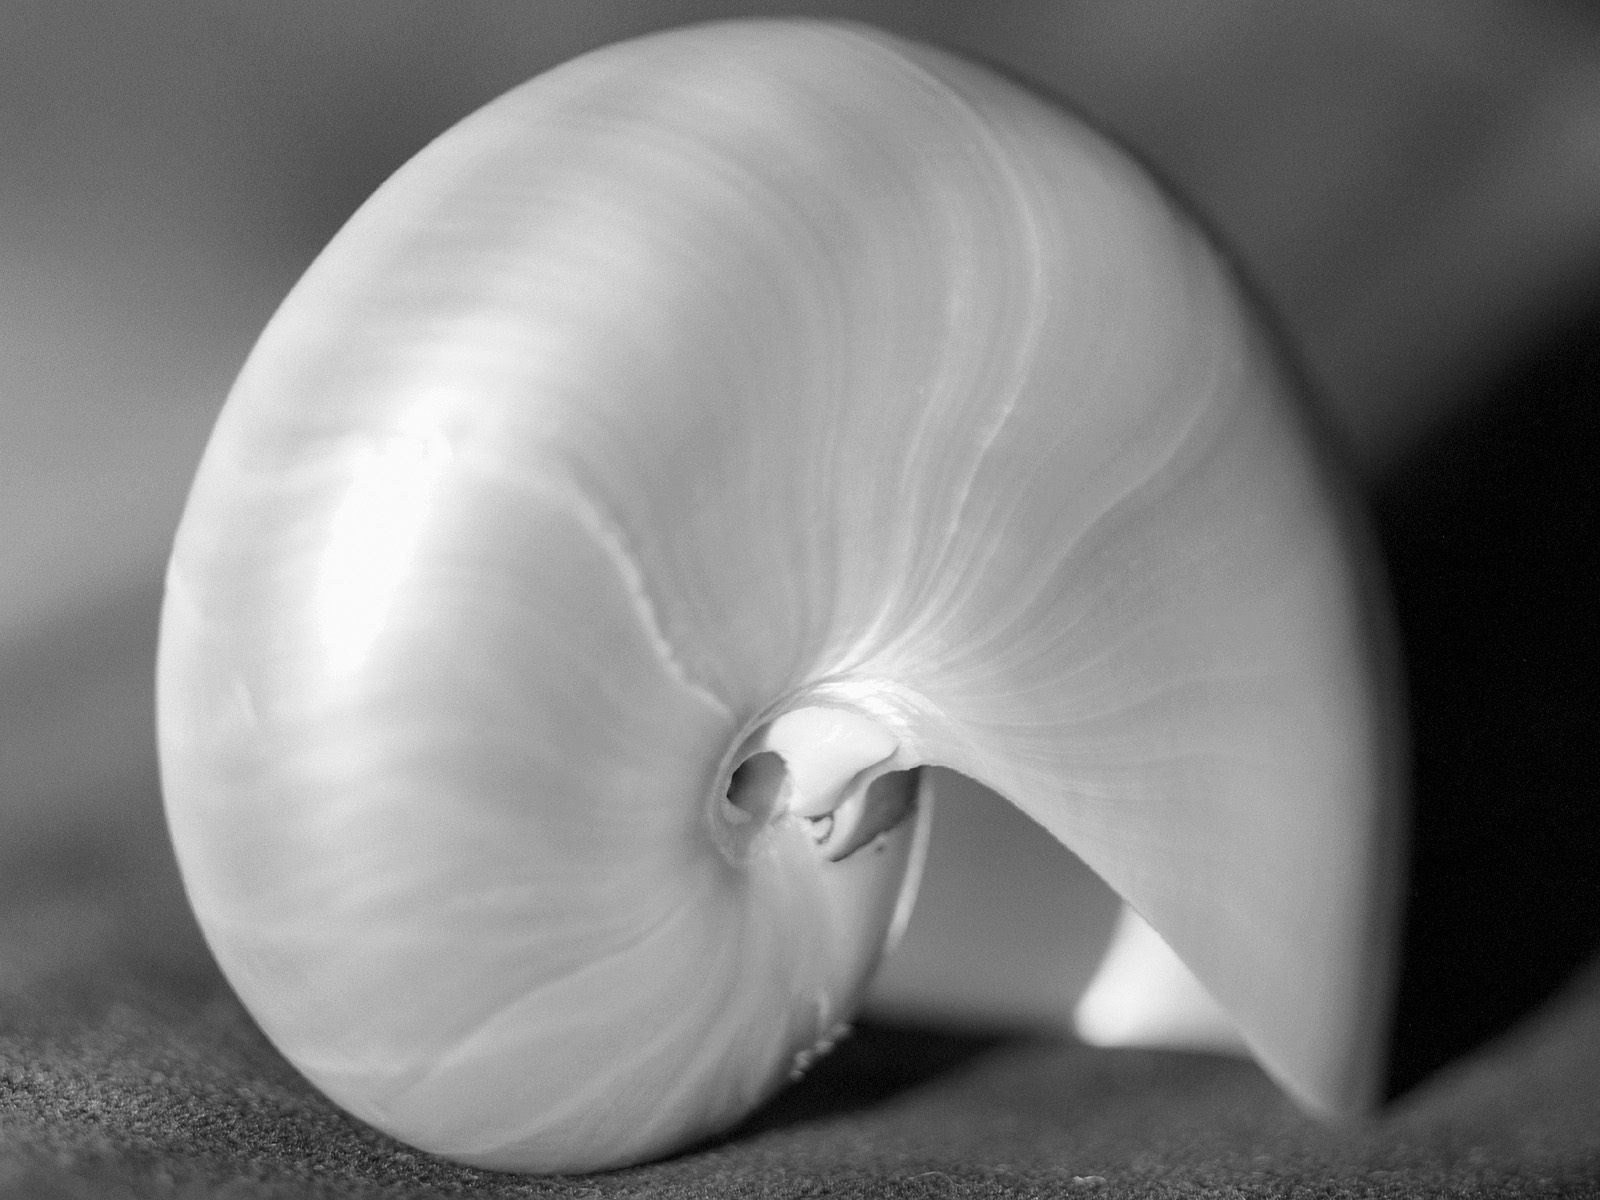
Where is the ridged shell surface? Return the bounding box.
[157,19,1400,1174]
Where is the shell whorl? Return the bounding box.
[157,19,1400,1174]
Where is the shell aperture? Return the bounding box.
[156,19,1401,1174]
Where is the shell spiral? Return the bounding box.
[157,19,1400,1175]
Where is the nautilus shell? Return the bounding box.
[157,18,1401,1174]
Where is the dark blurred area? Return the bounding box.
[3,0,1599,1144]
[1379,278,1600,1096]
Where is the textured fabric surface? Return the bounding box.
[4,922,1600,1199]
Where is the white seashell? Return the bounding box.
[156,18,1403,1174]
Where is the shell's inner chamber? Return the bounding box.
[721,705,918,863]
[725,751,788,826]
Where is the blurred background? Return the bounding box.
[4,0,1598,1104]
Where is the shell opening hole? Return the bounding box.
[725,751,788,827]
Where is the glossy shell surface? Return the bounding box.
[158,19,1400,1173]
